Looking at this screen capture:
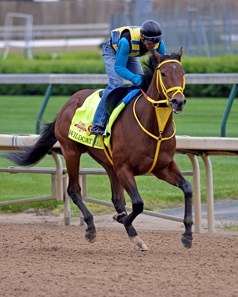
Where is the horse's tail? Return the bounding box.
[5,120,57,166]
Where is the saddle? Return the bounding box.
[105,85,139,115]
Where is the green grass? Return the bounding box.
[4,50,102,62]
[0,95,238,214]
[175,97,238,137]
[222,224,238,232]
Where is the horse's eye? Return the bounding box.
[161,72,166,78]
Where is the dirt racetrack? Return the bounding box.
[0,212,238,297]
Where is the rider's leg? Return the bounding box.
[91,39,124,135]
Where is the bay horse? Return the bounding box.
[6,48,193,250]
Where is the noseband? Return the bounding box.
[141,59,185,106]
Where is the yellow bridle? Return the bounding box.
[133,58,186,173]
[141,59,186,105]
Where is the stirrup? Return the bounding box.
[92,134,99,147]
[92,132,109,147]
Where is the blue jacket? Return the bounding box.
[115,37,166,85]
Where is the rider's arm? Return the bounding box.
[114,37,142,86]
[156,39,166,55]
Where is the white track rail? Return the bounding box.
[1,134,238,233]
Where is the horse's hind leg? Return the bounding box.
[154,160,193,248]
[63,147,96,242]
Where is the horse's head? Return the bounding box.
[151,47,186,114]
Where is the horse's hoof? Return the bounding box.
[130,236,148,251]
[85,231,96,243]
[181,235,192,249]
[113,212,127,224]
[135,242,148,251]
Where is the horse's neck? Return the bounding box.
[138,72,174,135]
[146,79,160,101]
[146,71,166,100]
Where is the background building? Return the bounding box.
[0,0,237,56]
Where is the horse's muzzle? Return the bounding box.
[171,98,186,114]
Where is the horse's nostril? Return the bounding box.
[172,98,186,107]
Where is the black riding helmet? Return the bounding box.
[140,20,163,43]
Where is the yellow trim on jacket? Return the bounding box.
[111,26,159,57]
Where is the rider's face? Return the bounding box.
[141,37,158,50]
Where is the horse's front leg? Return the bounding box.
[113,169,148,251]
[105,167,141,246]
[180,178,193,248]
[154,160,193,248]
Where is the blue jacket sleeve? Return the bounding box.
[156,40,166,55]
[114,38,142,86]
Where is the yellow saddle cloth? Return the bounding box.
[68,89,103,149]
[68,88,140,149]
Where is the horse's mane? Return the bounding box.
[141,51,181,92]
[140,55,156,91]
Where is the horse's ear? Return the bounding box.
[149,50,159,69]
[177,47,183,60]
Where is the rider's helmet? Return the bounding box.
[140,20,163,43]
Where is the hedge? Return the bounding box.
[0,51,237,97]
